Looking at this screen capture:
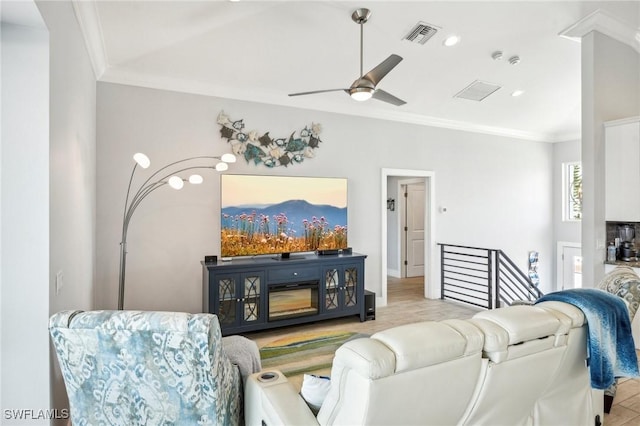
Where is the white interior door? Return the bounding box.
[405,183,425,277]
[561,246,582,289]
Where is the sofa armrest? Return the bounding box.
[245,370,319,426]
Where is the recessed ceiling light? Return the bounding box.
[511,90,525,97]
[443,35,460,47]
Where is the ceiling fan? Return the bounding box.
[288,8,406,106]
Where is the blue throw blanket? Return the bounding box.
[536,288,639,389]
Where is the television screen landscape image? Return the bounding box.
[221,175,348,257]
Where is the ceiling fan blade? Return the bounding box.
[363,54,403,86]
[372,89,406,106]
[288,89,349,97]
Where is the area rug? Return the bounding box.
[259,330,368,387]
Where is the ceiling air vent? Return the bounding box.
[404,22,439,44]
[454,80,502,102]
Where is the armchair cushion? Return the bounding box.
[50,310,241,426]
[599,266,640,319]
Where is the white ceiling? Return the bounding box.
[75,0,640,142]
[1,0,46,28]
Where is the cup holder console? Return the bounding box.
[258,371,280,382]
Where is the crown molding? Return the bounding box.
[559,8,640,54]
[100,67,561,143]
[71,0,108,79]
[604,116,640,127]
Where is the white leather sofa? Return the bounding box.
[245,302,604,426]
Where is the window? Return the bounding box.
[563,162,582,221]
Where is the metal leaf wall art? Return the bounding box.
[217,111,322,168]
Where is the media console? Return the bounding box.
[202,252,366,335]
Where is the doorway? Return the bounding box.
[557,242,582,290]
[381,169,435,307]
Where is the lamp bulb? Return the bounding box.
[168,176,184,190]
[215,162,229,172]
[133,153,151,169]
[221,153,236,163]
[189,174,203,184]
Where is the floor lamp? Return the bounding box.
[118,152,236,310]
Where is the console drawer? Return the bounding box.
[268,266,318,283]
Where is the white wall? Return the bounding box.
[39,0,96,319]
[1,10,50,425]
[581,32,640,288]
[552,139,582,292]
[36,1,97,423]
[96,82,555,312]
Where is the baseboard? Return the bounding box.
[387,268,401,278]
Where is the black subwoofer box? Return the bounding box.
[364,290,375,321]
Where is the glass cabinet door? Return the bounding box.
[217,276,237,326]
[242,274,261,323]
[344,266,358,307]
[324,268,339,311]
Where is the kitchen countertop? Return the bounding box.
[605,259,640,268]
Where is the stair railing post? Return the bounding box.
[440,243,445,300]
[487,249,494,309]
[494,250,501,309]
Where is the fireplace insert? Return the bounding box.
[268,280,319,321]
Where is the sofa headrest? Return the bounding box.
[470,305,566,362]
[472,305,563,345]
[333,338,397,379]
[371,320,484,373]
[535,300,586,328]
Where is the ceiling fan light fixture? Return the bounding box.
[288,8,404,106]
[350,87,374,101]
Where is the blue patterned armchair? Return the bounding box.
[49,310,242,425]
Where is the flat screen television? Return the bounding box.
[221,174,348,258]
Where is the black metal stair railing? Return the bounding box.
[495,249,543,307]
[439,243,543,310]
[439,244,495,309]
